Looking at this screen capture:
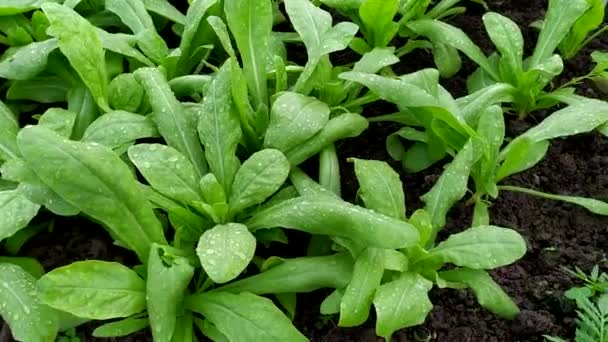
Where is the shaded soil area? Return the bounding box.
[2,0,607,341]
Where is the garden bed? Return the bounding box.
[0,0,607,341]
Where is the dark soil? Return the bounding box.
[2,0,607,341]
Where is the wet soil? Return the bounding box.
[2,0,607,341]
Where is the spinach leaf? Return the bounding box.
[134,67,207,177]
[17,126,167,261]
[187,292,308,341]
[247,195,419,249]
[228,149,290,214]
[0,39,58,80]
[128,144,203,204]
[351,158,406,220]
[147,244,194,342]
[43,3,110,111]
[82,111,159,150]
[197,223,257,283]
[285,0,358,94]
[224,0,272,108]
[373,272,433,340]
[198,62,241,194]
[0,262,58,342]
[37,261,146,319]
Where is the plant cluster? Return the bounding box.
[0,0,605,341]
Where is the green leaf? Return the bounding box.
[285,0,358,93]
[7,76,68,103]
[188,292,307,341]
[0,39,58,80]
[129,144,202,204]
[351,158,406,220]
[17,126,166,261]
[134,67,207,177]
[198,62,241,194]
[482,13,523,78]
[218,253,353,294]
[42,3,109,112]
[421,140,481,230]
[147,244,194,342]
[440,268,520,319]
[0,188,40,241]
[352,47,399,74]
[247,195,419,249]
[339,248,384,327]
[529,0,590,67]
[108,74,144,113]
[321,289,344,315]
[143,0,186,24]
[97,30,154,67]
[82,111,160,150]
[496,138,549,181]
[0,262,58,342]
[92,318,149,338]
[373,272,433,339]
[38,108,76,138]
[513,99,608,143]
[359,0,399,47]
[229,149,290,214]
[426,226,526,269]
[264,92,330,152]
[319,144,341,196]
[499,185,608,216]
[285,113,368,166]
[1,158,79,216]
[37,261,146,319]
[0,100,19,161]
[407,19,498,80]
[197,223,256,283]
[224,0,272,107]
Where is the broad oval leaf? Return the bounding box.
[229,149,290,213]
[352,158,406,220]
[82,111,160,150]
[0,263,58,342]
[37,261,146,320]
[482,13,523,77]
[128,144,202,204]
[0,188,40,241]
[373,272,433,340]
[17,126,166,261]
[108,74,144,113]
[196,223,256,284]
[147,244,194,342]
[246,195,419,249]
[264,92,330,152]
[187,292,307,342]
[427,226,527,269]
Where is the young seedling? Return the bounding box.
[407,0,598,116]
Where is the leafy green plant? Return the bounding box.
[545,266,608,342]
[216,156,526,340]
[407,0,598,115]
